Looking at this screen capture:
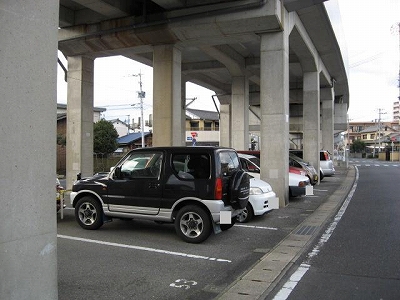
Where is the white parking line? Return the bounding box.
[235,224,278,230]
[313,189,328,192]
[57,234,232,263]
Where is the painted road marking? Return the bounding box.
[235,224,278,230]
[57,234,232,263]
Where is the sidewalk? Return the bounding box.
[217,164,356,300]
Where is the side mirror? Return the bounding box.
[76,173,81,180]
[114,166,122,179]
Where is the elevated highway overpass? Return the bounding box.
[0,2,348,298]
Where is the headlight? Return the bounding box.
[250,187,263,195]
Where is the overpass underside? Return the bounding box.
[58,0,349,207]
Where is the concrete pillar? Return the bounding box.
[217,94,231,147]
[181,80,187,145]
[260,32,290,207]
[321,87,334,156]
[231,76,249,150]
[0,1,58,299]
[66,56,95,189]
[153,45,182,146]
[303,72,320,180]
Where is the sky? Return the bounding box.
[57,0,400,124]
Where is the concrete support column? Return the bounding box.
[218,95,231,147]
[231,76,249,150]
[321,87,334,156]
[260,32,290,207]
[153,45,182,146]
[66,56,94,188]
[181,81,187,145]
[0,1,59,299]
[303,72,320,179]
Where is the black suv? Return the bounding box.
[70,146,250,243]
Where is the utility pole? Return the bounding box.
[130,71,145,148]
[377,108,387,155]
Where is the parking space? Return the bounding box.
[57,172,347,300]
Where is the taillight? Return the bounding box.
[324,152,329,160]
[214,178,223,199]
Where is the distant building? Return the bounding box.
[116,132,153,155]
[185,108,219,146]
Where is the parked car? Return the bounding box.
[237,150,318,184]
[70,146,250,243]
[289,153,319,185]
[320,150,335,176]
[238,153,310,198]
[237,156,277,223]
[290,149,335,179]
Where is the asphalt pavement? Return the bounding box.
[217,162,356,299]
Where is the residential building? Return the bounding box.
[185,108,219,146]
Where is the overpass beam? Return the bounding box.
[152,45,183,146]
[303,71,320,181]
[321,87,334,156]
[66,56,95,188]
[260,31,290,207]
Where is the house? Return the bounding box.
[116,132,153,155]
[185,108,219,146]
[109,118,131,137]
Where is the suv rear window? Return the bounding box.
[171,153,211,179]
[219,151,240,175]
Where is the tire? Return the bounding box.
[236,203,254,223]
[229,170,250,209]
[320,171,325,181]
[174,205,212,243]
[75,196,104,230]
[220,217,236,231]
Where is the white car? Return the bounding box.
[238,153,310,198]
[237,176,277,223]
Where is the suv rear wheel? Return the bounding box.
[75,196,104,230]
[175,205,212,243]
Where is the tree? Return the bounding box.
[350,139,366,153]
[93,119,119,156]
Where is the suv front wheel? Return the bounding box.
[175,205,212,243]
[75,196,104,230]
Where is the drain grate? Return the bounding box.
[294,225,318,236]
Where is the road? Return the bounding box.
[267,160,400,300]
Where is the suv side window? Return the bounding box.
[219,151,240,175]
[172,153,211,179]
[119,152,163,179]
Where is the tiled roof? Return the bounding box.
[117,132,151,145]
[186,108,219,120]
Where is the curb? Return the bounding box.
[217,165,356,300]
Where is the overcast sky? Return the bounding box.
[57,0,400,124]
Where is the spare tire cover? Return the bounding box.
[229,170,250,209]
